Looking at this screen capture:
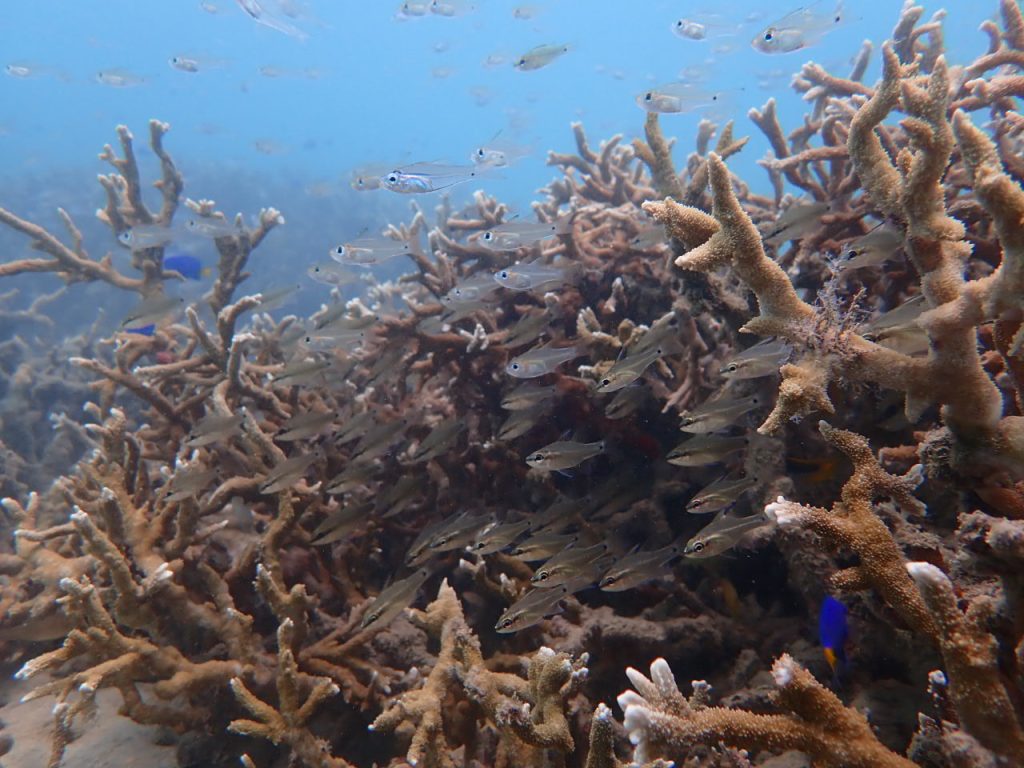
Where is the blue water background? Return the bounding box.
[0,0,1000,322]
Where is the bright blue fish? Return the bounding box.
[164,254,210,281]
[125,324,156,336]
[819,596,848,676]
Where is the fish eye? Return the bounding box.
[476,148,485,157]
[536,570,549,581]
[644,92,653,101]
[498,617,513,629]
[499,270,508,278]
[692,542,705,553]
[510,363,520,370]
[601,378,611,387]
[726,364,738,372]
[387,174,398,183]
[764,29,774,41]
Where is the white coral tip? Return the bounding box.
[771,654,797,687]
[906,561,947,586]
[594,702,612,721]
[616,691,645,711]
[650,658,676,695]
[624,666,649,691]
[765,496,802,525]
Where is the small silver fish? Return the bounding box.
[604,386,647,420]
[678,395,761,433]
[184,216,243,238]
[121,294,186,328]
[477,219,566,251]
[470,139,531,170]
[409,418,465,463]
[420,513,491,559]
[352,418,410,463]
[684,509,773,558]
[325,462,377,495]
[493,262,577,291]
[235,0,309,41]
[256,284,301,312]
[837,224,904,273]
[513,43,570,71]
[311,501,373,545]
[861,294,926,335]
[275,411,335,442]
[509,531,579,562]
[381,162,480,194]
[185,413,244,448]
[360,569,431,631]
[442,272,503,307]
[531,542,611,587]
[96,68,145,87]
[764,201,830,245]
[331,238,410,266]
[163,468,220,503]
[752,1,847,54]
[599,542,682,592]
[468,519,531,555]
[307,262,360,286]
[636,82,724,114]
[377,475,425,518]
[506,343,580,378]
[395,1,429,19]
[259,451,320,495]
[272,358,334,386]
[501,384,558,411]
[596,341,680,394]
[667,434,748,467]
[429,0,474,16]
[525,439,605,471]
[720,339,790,380]
[118,224,175,251]
[687,474,758,514]
[502,309,553,348]
[333,409,377,446]
[497,402,549,441]
[671,17,736,40]
[495,585,570,632]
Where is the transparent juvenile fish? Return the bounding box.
[502,309,553,348]
[409,418,465,463]
[325,462,377,495]
[868,323,929,356]
[861,294,926,335]
[381,163,481,194]
[118,224,175,251]
[513,43,571,71]
[497,402,549,441]
[604,386,646,420]
[477,219,566,251]
[470,138,531,170]
[599,542,683,592]
[350,166,390,191]
[667,434,748,467]
[395,1,429,19]
[509,531,579,562]
[636,82,724,114]
[360,569,431,632]
[493,262,578,291]
[837,225,904,273]
[377,475,424,518]
[506,343,581,378]
[596,340,681,393]
[529,495,589,533]
[684,509,773,558]
[530,542,611,587]
[630,312,682,356]
[352,418,411,463]
[405,519,448,565]
[235,0,309,41]
[671,16,738,41]
[163,468,220,503]
[121,294,186,328]
[630,222,668,249]
[331,238,410,266]
[720,339,790,380]
[420,513,492,559]
[512,4,539,19]
[184,216,243,239]
[307,262,360,286]
[272,358,334,386]
[312,304,378,332]
[678,394,761,433]
[468,519,531,556]
[442,272,502,307]
[256,284,301,312]
[96,68,145,87]
[259,451,320,495]
[429,0,474,16]
[275,411,335,442]
[333,409,377,446]
[752,1,847,54]
[185,413,244,448]
[764,201,830,245]
[495,585,570,632]
[311,501,373,545]
[687,474,758,514]
[525,439,605,472]
[501,384,558,411]
[168,55,227,73]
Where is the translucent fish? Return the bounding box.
[678,394,761,433]
[118,224,175,251]
[120,294,185,328]
[470,138,532,170]
[185,413,244,448]
[351,418,410,463]
[752,1,847,54]
[275,411,335,442]
[636,82,724,114]
[184,216,244,239]
[671,16,738,41]
[96,68,145,87]
[502,309,553,348]
[630,312,683,356]
[394,1,429,20]
[512,5,540,20]
[596,340,681,394]
[764,201,830,245]
[311,501,372,545]
[312,304,379,332]
[256,284,301,312]
[272,358,334,386]
[819,596,849,676]
[381,162,481,194]
[529,495,590,533]
[604,386,646,420]
[599,542,682,592]
[501,383,558,411]
[376,475,424,518]
[442,272,502,307]
[720,338,790,380]
[429,0,474,16]
[168,55,227,73]
[525,439,605,472]
[421,513,492,559]
[259,451,320,495]
[687,473,758,514]
[360,569,431,632]
[325,462,377,495]
[684,508,773,558]
[861,294,926,335]
[506,343,580,378]
[475,218,569,251]
[333,409,377,446]
[513,43,571,71]
[867,323,929,357]
[409,418,465,463]
[837,224,904,273]
[497,401,549,441]
[530,542,610,587]
[495,585,570,633]
[307,262,360,286]
[630,222,668,250]
[468,519,531,556]
[494,262,578,291]
[350,165,390,191]
[667,434,748,467]
[509,531,579,562]
[331,238,410,266]
[235,0,309,41]
[163,468,220,503]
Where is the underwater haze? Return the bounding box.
[1,1,1024,768]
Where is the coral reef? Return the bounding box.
[0,2,1023,767]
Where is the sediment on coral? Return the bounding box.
[0,2,1022,767]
